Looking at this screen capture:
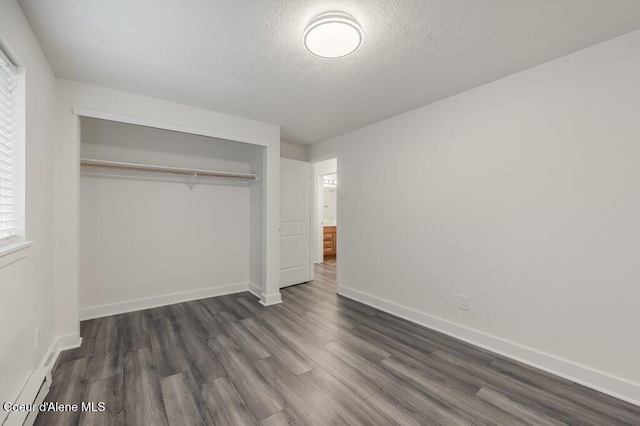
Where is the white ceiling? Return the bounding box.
[18,0,640,145]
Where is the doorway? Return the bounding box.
[321,173,337,265]
[311,158,338,270]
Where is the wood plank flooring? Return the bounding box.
[36,262,640,425]
[323,257,336,266]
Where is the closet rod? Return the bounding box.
[80,158,258,180]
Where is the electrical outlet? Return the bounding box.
[459,295,469,311]
[35,327,40,350]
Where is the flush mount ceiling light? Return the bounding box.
[303,12,363,59]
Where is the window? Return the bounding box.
[0,49,17,243]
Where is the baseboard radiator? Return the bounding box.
[3,367,51,426]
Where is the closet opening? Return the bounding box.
[78,117,265,319]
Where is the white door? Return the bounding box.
[280,158,311,288]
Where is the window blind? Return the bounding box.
[0,50,17,243]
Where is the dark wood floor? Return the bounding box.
[36,262,640,425]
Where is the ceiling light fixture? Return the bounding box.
[303,12,363,59]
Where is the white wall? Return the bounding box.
[281,142,308,162]
[54,78,281,343]
[261,138,281,305]
[309,29,640,404]
[249,150,264,295]
[79,118,262,319]
[0,0,56,419]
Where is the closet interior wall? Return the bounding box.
[79,117,264,319]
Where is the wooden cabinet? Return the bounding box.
[323,226,337,257]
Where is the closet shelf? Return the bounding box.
[80,158,258,181]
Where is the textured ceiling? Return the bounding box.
[17,0,640,145]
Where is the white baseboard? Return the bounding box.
[55,333,83,352]
[248,283,282,306]
[338,286,640,407]
[39,339,60,370]
[259,292,282,306]
[248,283,262,299]
[39,333,82,370]
[79,282,250,320]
